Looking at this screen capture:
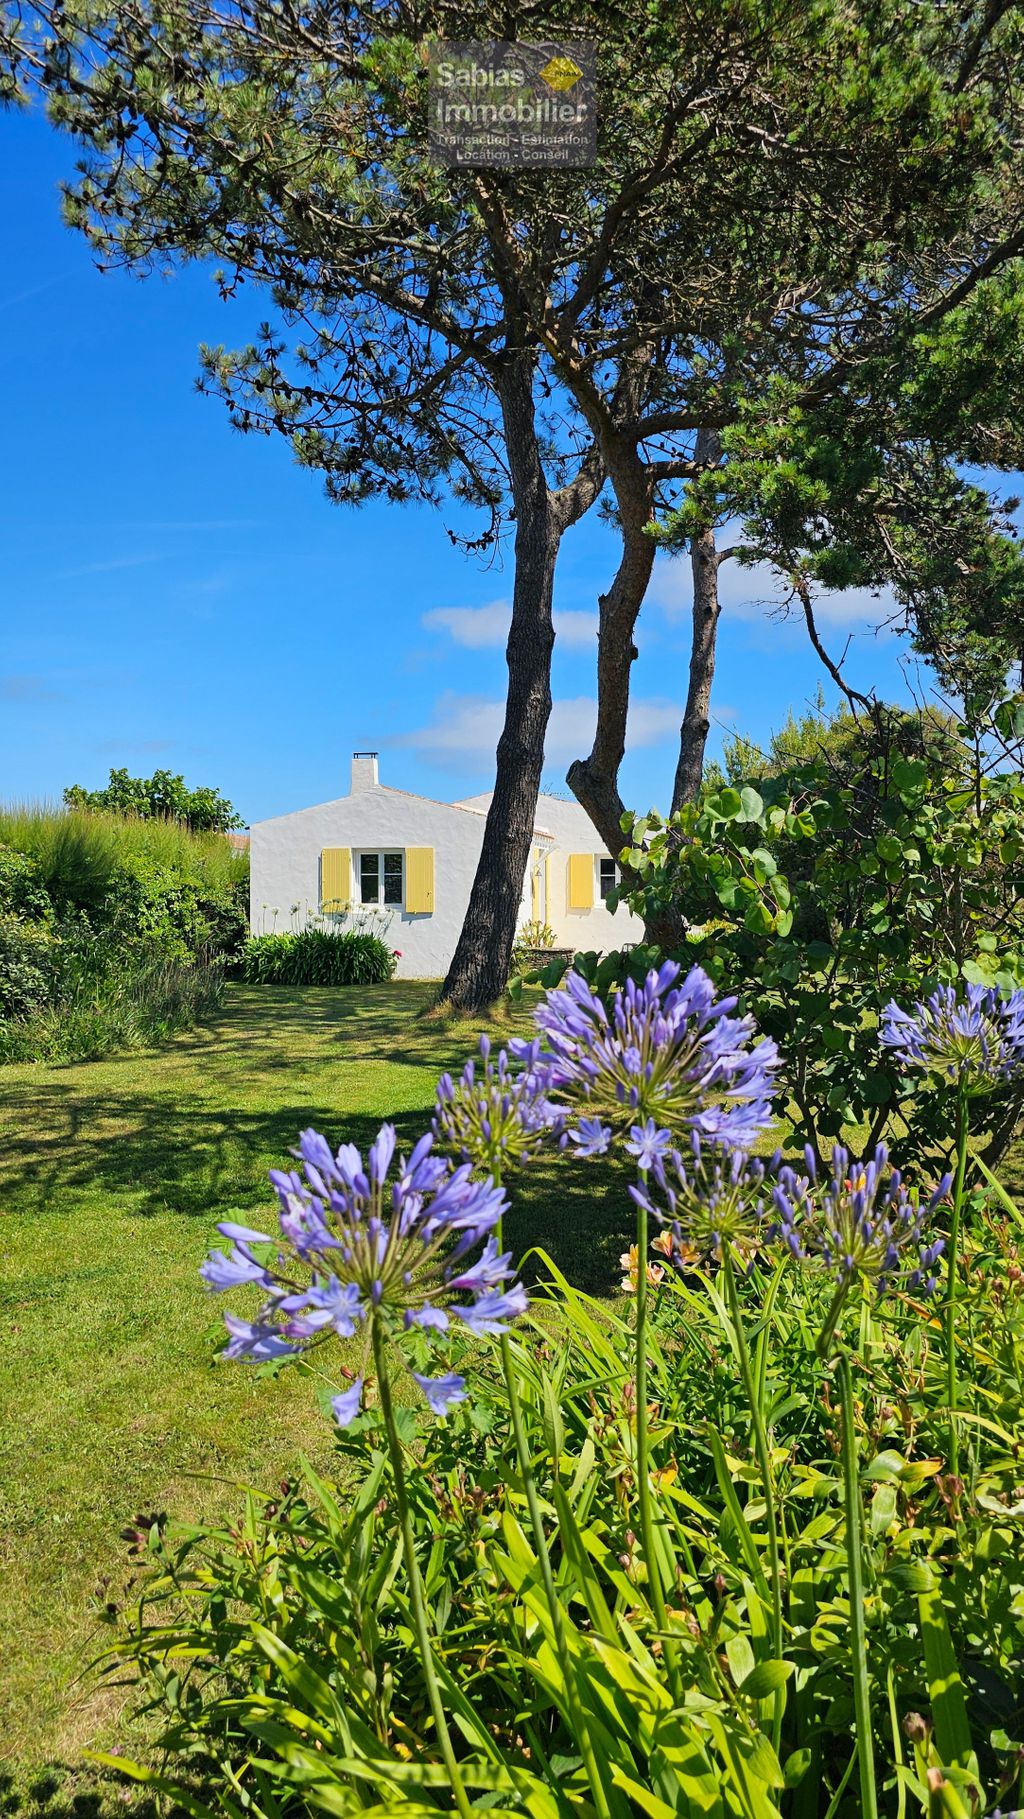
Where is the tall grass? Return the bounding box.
[0,800,246,912]
[0,953,225,1064]
[0,801,243,1065]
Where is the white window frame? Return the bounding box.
[599,857,619,902]
[358,849,404,907]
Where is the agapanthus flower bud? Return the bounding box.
[630,1134,778,1270]
[202,1123,527,1424]
[434,1035,565,1176]
[881,984,1024,1089]
[520,961,778,1152]
[774,1143,950,1305]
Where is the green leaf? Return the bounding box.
[869,1481,898,1536]
[739,1659,794,1700]
[783,1749,812,1789]
[917,1570,979,1780]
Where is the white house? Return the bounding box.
[249,751,645,979]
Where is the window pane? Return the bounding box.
[383,853,403,905]
[360,854,379,903]
[599,859,616,901]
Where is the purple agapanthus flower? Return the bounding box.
[568,1116,611,1158]
[434,1034,565,1176]
[331,1379,364,1428]
[202,1122,527,1424]
[881,984,1024,1088]
[520,961,778,1152]
[413,1372,469,1416]
[626,1118,674,1172]
[772,1143,950,1304]
[631,1133,778,1270]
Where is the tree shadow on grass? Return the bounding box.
[1,1087,632,1298]
[0,1769,157,1819]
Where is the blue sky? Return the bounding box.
[2,103,932,827]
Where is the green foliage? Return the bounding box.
[0,914,55,1020]
[615,711,1024,1163]
[0,943,225,1065]
[0,804,246,1063]
[64,766,243,833]
[509,919,559,976]
[0,841,53,920]
[92,1204,1024,1816]
[241,927,397,988]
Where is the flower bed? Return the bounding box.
[91,964,1024,1818]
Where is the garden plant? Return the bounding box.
[240,923,398,989]
[86,959,1024,1817]
[0,803,247,1062]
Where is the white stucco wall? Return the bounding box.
[456,792,647,952]
[250,778,517,980]
[251,759,646,981]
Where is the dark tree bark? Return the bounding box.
[671,430,723,811]
[566,448,656,855]
[439,360,598,1010]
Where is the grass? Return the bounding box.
[0,981,637,1787]
[0,800,246,910]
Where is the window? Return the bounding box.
[360,851,404,906]
[599,858,618,901]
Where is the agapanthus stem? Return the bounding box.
[838,1350,878,1819]
[371,1321,474,1819]
[634,1195,669,1638]
[945,1085,970,1485]
[721,1251,785,1752]
[499,1335,613,1819]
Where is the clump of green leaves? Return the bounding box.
[241,926,397,987]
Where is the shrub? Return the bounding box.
[0,802,245,1064]
[0,915,54,1020]
[0,843,52,921]
[600,710,1024,1166]
[91,967,1024,1819]
[240,925,397,986]
[0,803,248,959]
[64,765,242,832]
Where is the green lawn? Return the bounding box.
[0,983,635,1782]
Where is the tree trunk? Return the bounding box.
[672,443,722,810]
[438,359,559,1011]
[566,463,655,856]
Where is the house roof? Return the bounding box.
[379,784,487,817]
[251,782,554,838]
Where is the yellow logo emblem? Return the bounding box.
[539,55,583,92]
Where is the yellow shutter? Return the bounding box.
[567,852,594,911]
[406,846,435,914]
[320,846,350,911]
[530,846,539,919]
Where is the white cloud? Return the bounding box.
[393,691,685,770]
[422,597,599,651]
[555,610,600,649]
[650,553,900,631]
[423,599,510,649]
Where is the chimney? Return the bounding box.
[351,750,379,792]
